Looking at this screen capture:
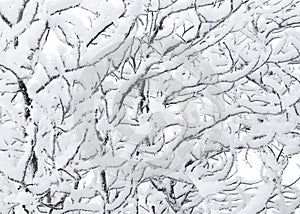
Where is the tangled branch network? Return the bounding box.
[0,0,299,213]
